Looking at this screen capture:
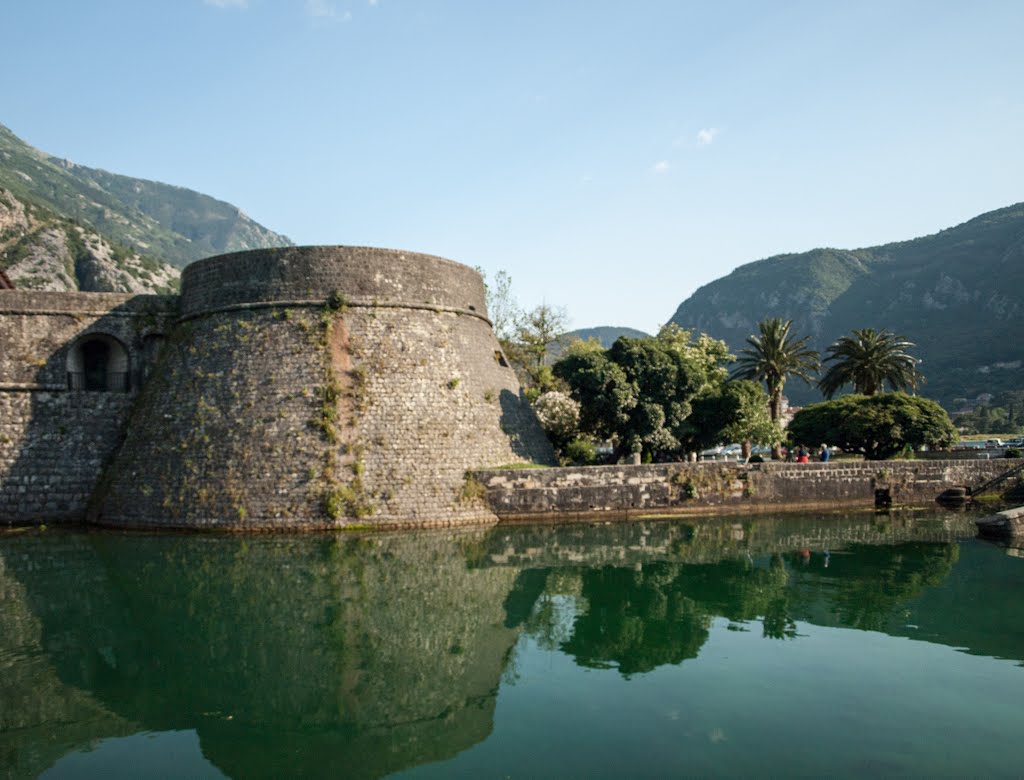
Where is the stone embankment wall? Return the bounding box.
[0,292,177,522]
[474,460,1017,521]
[91,246,553,530]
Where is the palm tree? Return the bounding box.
[817,328,923,398]
[732,318,820,429]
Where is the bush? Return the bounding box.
[788,393,957,460]
[1006,448,1021,459]
[564,437,598,466]
[532,391,581,451]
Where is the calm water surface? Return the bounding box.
[3,511,1024,778]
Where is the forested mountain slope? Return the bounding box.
[669,204,1024,407]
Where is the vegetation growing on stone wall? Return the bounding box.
[308,301,376,522]
[323,479,374,520]
[460,473,488,504]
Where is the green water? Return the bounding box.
[3,511,1024,778]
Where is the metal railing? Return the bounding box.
[67,372,131,392]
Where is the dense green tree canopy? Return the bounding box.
[818,328,924,398]
[553,325,731,460]
[689,380,782,453]
[787,393,958,460]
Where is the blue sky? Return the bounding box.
[2,0,1022,333]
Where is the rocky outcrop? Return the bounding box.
[0,188,179,293]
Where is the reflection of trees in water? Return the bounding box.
[671,555,796,639]
[560,564,712,676]
[518,542,961,676]
[789,543,960,632]
[0,520,970,776]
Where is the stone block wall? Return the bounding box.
[91,247,554,530]
[474,460,1018,521]
[0,292,177,523]
[178,245,487,319]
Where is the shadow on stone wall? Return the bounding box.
[499,388,556,463]
[0,299,172,524]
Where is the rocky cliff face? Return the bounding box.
[0,188,179,293]
[669,203,1024,407]
[0,121,293,292]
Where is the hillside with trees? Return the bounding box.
[669,203,1024,409]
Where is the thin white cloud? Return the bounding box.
[652,160,671,174]
[696,128,719,146]
[204,0,248,7]
[369,0,379,5]
[306,0,352,20]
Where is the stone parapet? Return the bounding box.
[180,246,488,321]
[474,460,1018,521]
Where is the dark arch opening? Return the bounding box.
[67,334,130,392]
[82,341,110,391]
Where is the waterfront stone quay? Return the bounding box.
[474,459,1019,522]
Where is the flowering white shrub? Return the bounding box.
[532,391,580,447]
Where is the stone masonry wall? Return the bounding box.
[0,292,177,523]
[179,245,487,319]
[91,247,554,530]
[475,460,1018,521]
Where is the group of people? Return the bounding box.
[788,444,830,463]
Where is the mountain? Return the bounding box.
[0,122,292,292]
[669,203,1024,408]
[563,326,651,348]
[0,188,179,293]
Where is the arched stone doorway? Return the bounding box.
[67,334,130,392]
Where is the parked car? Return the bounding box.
[954,441,987,450]
[986,438,1004,448]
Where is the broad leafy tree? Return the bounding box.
[479,267,569,398]
[516,303,569,375]
[690,380,782,456]
[554,325,732,461]
[818,328,923,398]
[787,393,957,460]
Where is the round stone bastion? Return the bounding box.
[89,246,555,530]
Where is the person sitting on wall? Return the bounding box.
[797,445,810,463]
[820,444,830,462]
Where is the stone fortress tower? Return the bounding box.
[0,247,554,529]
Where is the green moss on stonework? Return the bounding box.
[310,306,375,521]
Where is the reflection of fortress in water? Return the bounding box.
[1,512,1020,778]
